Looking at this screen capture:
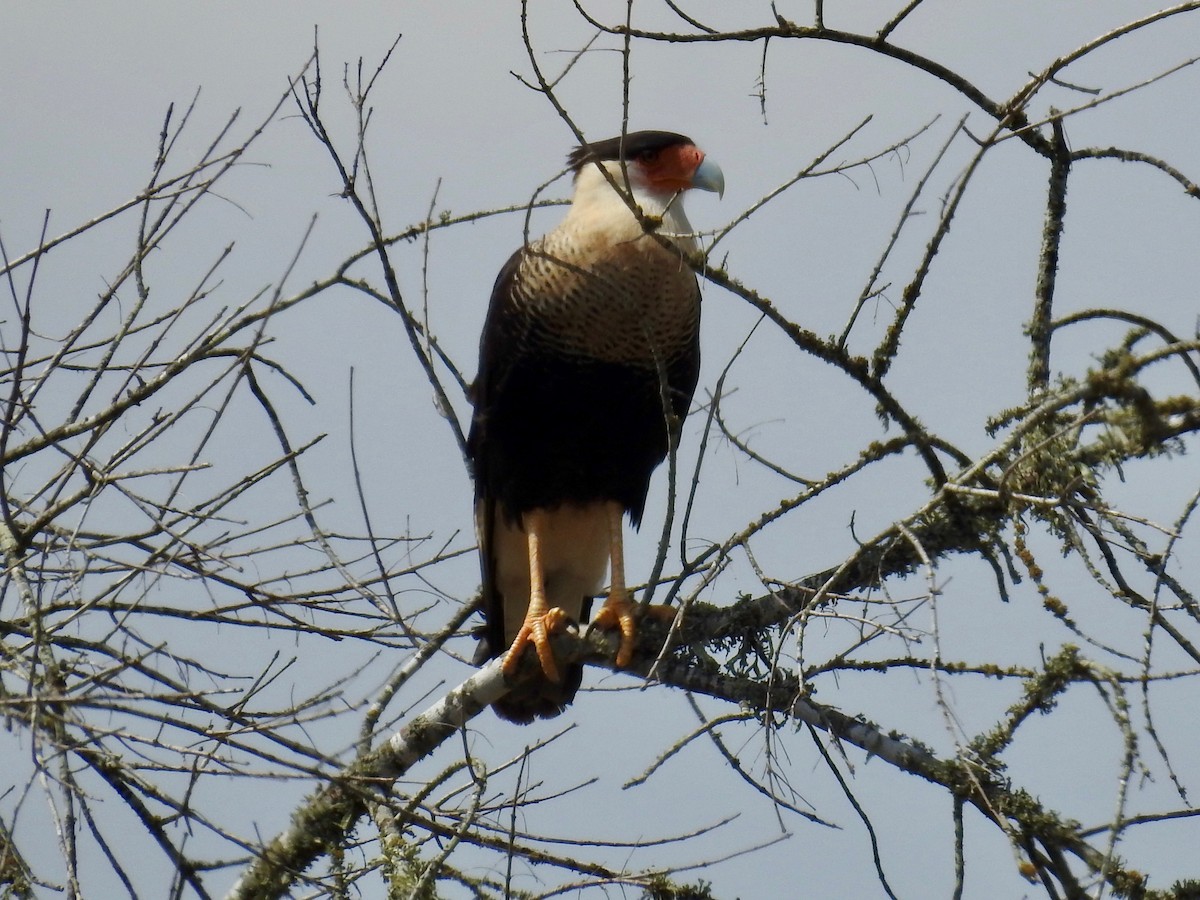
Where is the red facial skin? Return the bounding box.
[636,143,706,194]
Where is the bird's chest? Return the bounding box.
[512,236,699,366]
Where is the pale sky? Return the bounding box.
[3,3,1199,898]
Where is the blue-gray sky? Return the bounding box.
[3,3,1199,897]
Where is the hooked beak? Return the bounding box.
[691,156,725,199]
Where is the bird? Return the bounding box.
[468,130,724,722]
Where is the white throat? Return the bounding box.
[565,161,698,252]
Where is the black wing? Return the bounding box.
[468,249,526,663]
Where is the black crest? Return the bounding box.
[567,131,694,173]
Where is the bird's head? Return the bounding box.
[568,131,724,202]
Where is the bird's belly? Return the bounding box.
[486,355,674,520]
[488,503,610,644]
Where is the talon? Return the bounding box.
[594,595,636,667]
[594,596,676,668]
[503,606,570,682]
[593,501,675,668]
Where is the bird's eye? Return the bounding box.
[637,149,661,163]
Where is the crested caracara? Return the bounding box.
[469,130,723,722]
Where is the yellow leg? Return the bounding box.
[502,510,569,682]
[593,502,677,667]
[592,502,638,667]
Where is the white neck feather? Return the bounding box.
[563,161,698,252]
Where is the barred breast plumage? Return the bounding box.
[509,226,701,368]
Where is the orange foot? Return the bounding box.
[502,606,571,682]
[593,597,676,668]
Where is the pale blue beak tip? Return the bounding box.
[693,157,725,199]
